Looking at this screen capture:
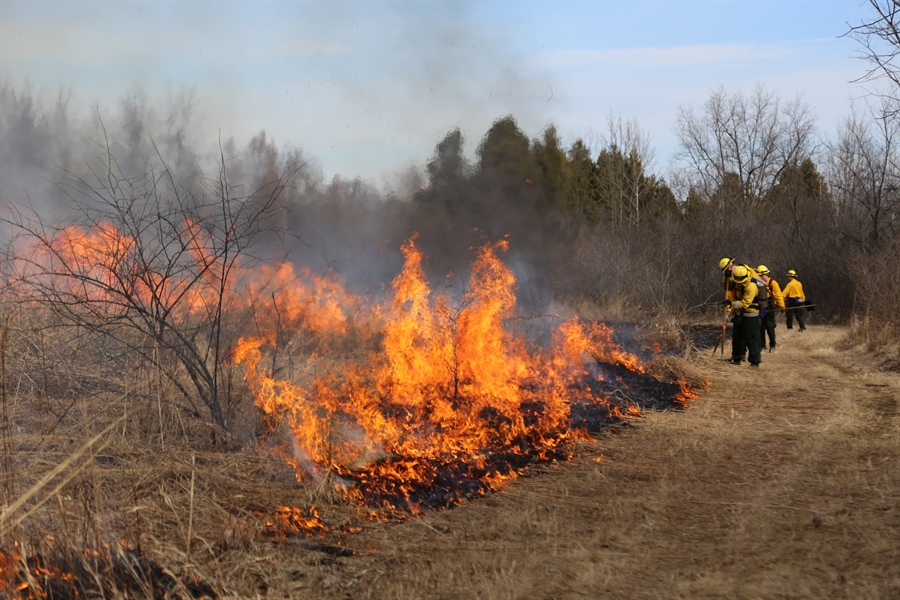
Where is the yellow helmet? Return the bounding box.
[787,269,796,277]
[732,265,750,283]
[757,265,770,275]
[719,257,734,271]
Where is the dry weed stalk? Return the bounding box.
[187,453,195,557]
[1,313,12,508]
[0,416,123,537]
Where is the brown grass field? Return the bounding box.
[2,323,898,599]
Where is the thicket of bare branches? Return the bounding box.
[827,97,899,253]
[674,85,817,215]
[3,142,301,442]
[846,0,900,98]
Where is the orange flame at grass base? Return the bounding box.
[0,544,215,599]
[263,505,328,537]
[235,236,693,512]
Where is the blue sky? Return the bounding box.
[0,1,875,183]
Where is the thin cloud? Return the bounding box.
[0,22,192,65]
[274,38,351,58]
[535,43,799,70]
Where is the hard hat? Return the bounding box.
[757,265,770,275]
[787,269,796,277]
[719,257,734,271]
[732,265,750,283]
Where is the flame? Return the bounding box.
[673,377,707,407]
[254,263,355,339]
[234,235,671,511]
[0,548,18,595]
[1,542,214,598]
[18,218,696,512]
[24,220,361,341]
[31,221,207,313]
[264,505,328,537]
[44,222,137,303]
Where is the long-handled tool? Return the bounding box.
[712,306,728,356]
[783,304,816,311]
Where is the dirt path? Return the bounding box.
[289,325,899,600]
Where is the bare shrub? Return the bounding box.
[3,142,301,443]
[842,243,900,355]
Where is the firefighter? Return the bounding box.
[756,265,785,351]
[718,257,759,302]
[782,269,807,331]
[729,265,762,368]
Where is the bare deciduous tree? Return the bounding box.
[846,1,900,91]
[674,85,817,216]
[826,97,899,252]
[599,114,656,227]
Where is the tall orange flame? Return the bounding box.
[233,235,667,510]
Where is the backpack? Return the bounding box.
[752,276,768,314]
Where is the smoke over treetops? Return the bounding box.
[0,84,583,319]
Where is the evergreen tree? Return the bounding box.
[532,125,568,213]
[766,158,831,243]
[475,115,539,205]
[565,138,599,221]
[416,128,472,215]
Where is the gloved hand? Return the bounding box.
[732,301,741,310]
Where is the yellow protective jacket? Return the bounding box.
[732,277,760,316]
[723,263,760,301]
[765,277,785,311]
[781,278,805,302]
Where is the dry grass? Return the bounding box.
[2,325,898,599]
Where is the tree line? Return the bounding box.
[409,83,896,333]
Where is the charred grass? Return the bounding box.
[2,324,898,599]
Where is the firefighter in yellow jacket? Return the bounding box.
[782,269,807,331]
[719,257,759,302]
[729,265,762,368]
[757,265,785,351]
